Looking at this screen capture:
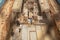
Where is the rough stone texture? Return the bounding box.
[0,0,60,40]
[0,0,14,40]
[12,0,23,12]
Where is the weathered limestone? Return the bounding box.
[10,23,47,40]
[48,0,59,15]
[54,13,60,39]
[0,0,60,40]
[39,0,50,12]
[12,0,23,12]
[0,0,14,40]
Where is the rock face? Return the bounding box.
[0,0,14,40]
[0,0,60,40]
